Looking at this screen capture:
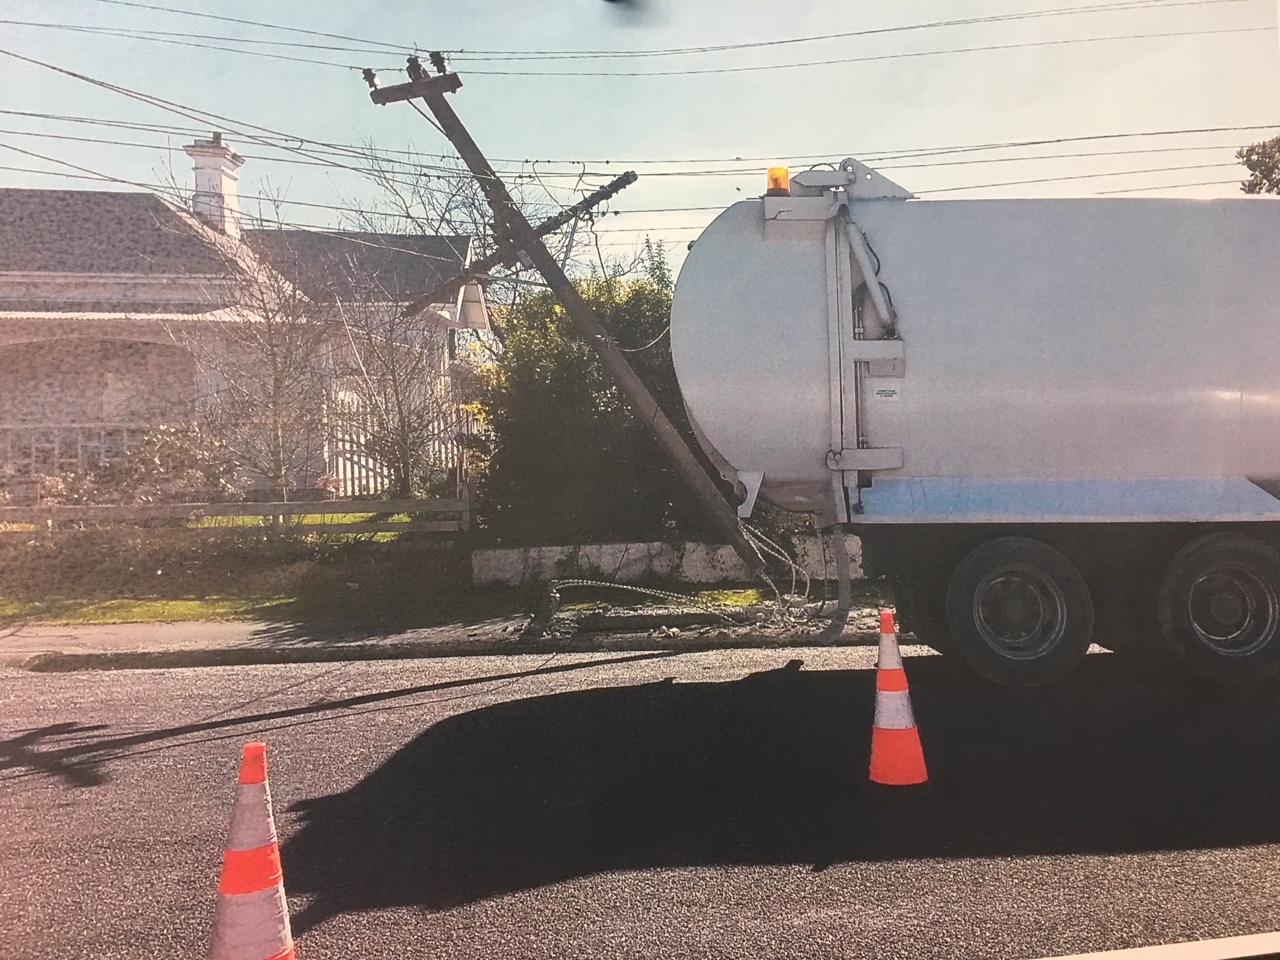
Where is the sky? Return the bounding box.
[0,0,1277,272]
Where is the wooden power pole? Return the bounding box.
[369,61,765,577]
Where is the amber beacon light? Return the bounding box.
[765,166,790,197]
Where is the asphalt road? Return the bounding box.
[2,646,1279,959]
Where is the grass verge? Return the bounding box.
[1,596,293,625]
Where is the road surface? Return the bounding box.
[2,647,1279,959]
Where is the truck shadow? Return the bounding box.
[281,654,1280,931]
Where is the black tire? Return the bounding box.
[945,537,1094,686]
[1156,533,1280,685]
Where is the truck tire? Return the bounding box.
[945,537,1094,686]
[1156,533,1280,685]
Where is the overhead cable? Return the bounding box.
[83,0,1249,61]
[461,27,1273,77]
[915,160,1243,193]
[89,0,404,52]
[459,0,1253,59]
[4,107,1274,171]
[16,8,1270,77]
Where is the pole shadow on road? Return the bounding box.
[0,653,676,788]
[280,654,1280,933]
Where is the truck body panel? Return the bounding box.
[670,194,1280,523]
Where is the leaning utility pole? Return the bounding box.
[399,170,637,322]
[367,58,765,576]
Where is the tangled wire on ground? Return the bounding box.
[547,521,827,627]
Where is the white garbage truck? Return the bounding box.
[669,161,1280,686]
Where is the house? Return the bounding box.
[0,134,487,501]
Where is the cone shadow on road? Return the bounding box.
[280,653,1280,933]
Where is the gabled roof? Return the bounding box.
[245,230,471,302]
[0,189,231,275]
[0,188,473,308]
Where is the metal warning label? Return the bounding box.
[870,384,901,402]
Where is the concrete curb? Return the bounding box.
[19,629,885,672]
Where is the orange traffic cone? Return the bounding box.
[207,742,296,960]
[867,610,932,797]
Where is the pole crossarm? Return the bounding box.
[400,171,638,321]
[369,72,463,104]
[369,62,766,577]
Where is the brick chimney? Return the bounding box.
[183,132,244,238]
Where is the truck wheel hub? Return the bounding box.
[1187,569,1273,653]
[974,570,1065,658]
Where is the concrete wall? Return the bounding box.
[471,534,863,586]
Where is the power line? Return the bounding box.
[0,49,1259,229]
[0,129,1255,216]
[0,19,406,58]
[2,147,1251,212]
[595,145,1246,212]
[915,160,1243,193]
[413,120,1280,167]
[8,140,1251,213]
[457,0,1252,59]
[0,126,1249,213]
[0,45,452,190]
[0,125,424,174]
[0,20,382,70]
[0,153,475,266]
[0,108,529,177]
[0,51,581,201]
[4,106,1273,172]
[590,161,1257,208]
[881,142,1247,170]
[854,125,1280,164]
[88,0,406,53]
[1095,177,1247,193]
[15,6,1269,78]
[460,27,1273,77]
[80,0,1249,62]
[0,111,524,186]
[591,226,714,234]
[407,101,447,138]
[527,125,1279,177]
[0,140,175,196]
[0,108,207,137]
[0,146,572,228]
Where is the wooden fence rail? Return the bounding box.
[0,496,469,538]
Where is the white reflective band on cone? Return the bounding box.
[873,689,916,730]
[878,632,903,670]
[207,886,292,960]
[225,783,276,851]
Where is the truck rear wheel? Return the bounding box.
[945,537,1094,686]
[1156,533,1280,685]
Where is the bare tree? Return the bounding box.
[344,149,587,355]
[325,274,462,499]
[171,229,331,501]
